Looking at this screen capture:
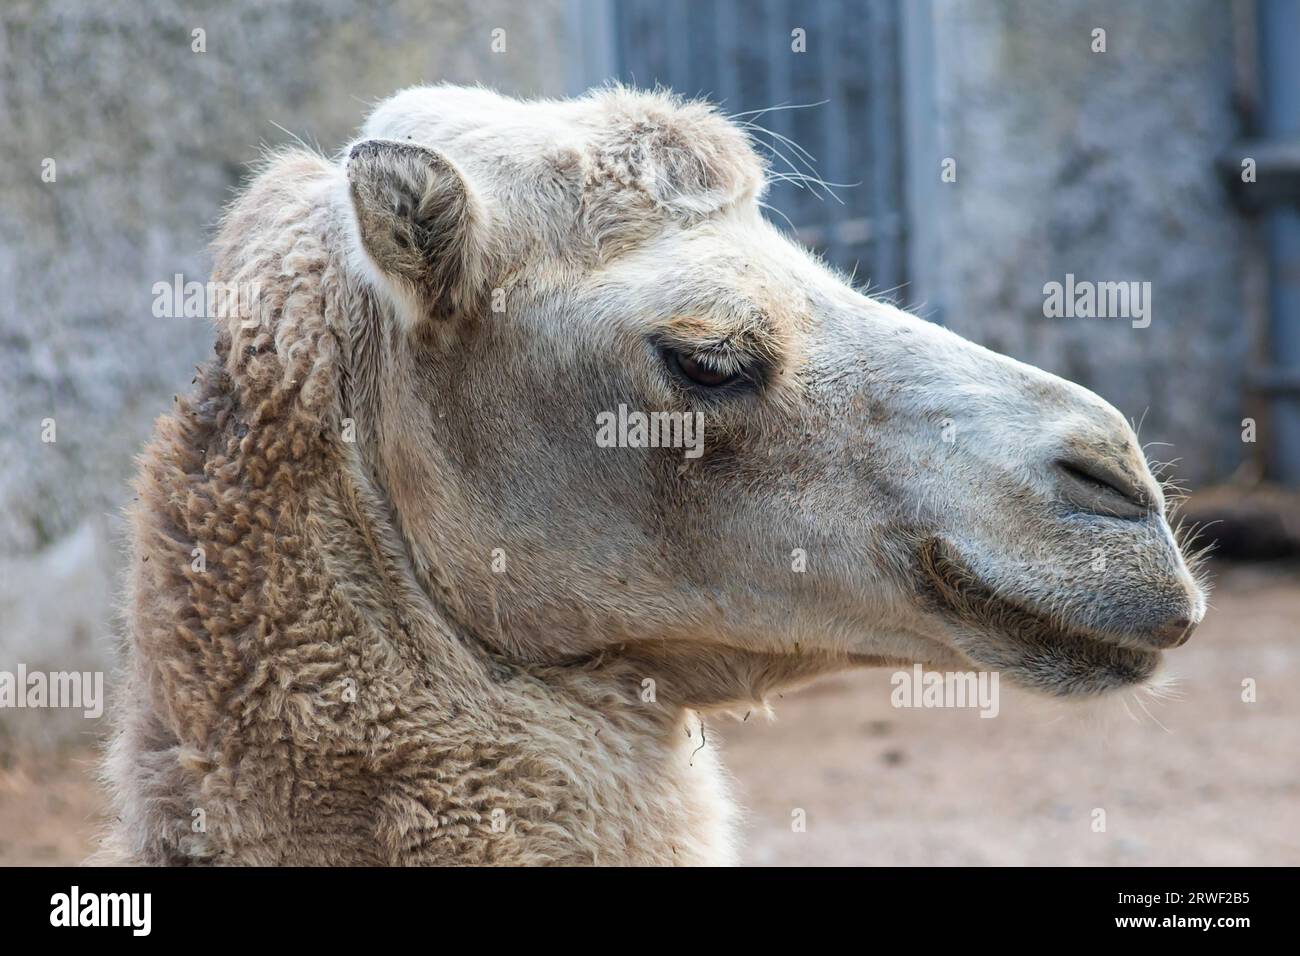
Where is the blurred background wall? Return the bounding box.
[919,0,1251,480]
[0,0,1289,755]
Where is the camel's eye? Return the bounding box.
[665,350,742,388]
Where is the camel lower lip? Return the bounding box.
[918,537,1160,693]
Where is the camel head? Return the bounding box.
[336,85,1205,703]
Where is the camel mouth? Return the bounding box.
[918,537,1160,696]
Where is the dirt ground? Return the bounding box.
[0,745,106,866]
[1,562,1296,867]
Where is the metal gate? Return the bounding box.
[599,0,908,296]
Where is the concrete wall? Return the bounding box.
[908,0,1246,486]
[0,0,572,748]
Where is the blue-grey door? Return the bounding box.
[607,0,907,297]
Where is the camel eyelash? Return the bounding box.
[655,340,767,394]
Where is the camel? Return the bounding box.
[101,85,1206,865]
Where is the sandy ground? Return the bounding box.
[0,746,106,866]
[1,562,1296,867]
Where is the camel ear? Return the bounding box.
[345,139,488,328]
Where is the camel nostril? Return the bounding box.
[1054,458,1151,518]
[1150,616,1196,648]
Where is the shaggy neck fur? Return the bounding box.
[101,149,841,866]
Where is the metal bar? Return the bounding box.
[899,0,942,322]
[817,0,848,268]
[665,0,690,91]
[764,0,796,235]
[1247,367,1300,394]
[1257,0,1300,483]
[714,0,741,113]
[869,0,903,294]
[565,0,617,95]
[1218,137,1300,210]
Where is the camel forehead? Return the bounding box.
[589,215,816,325]
[362,84,768,245]
[361,86,821,357]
